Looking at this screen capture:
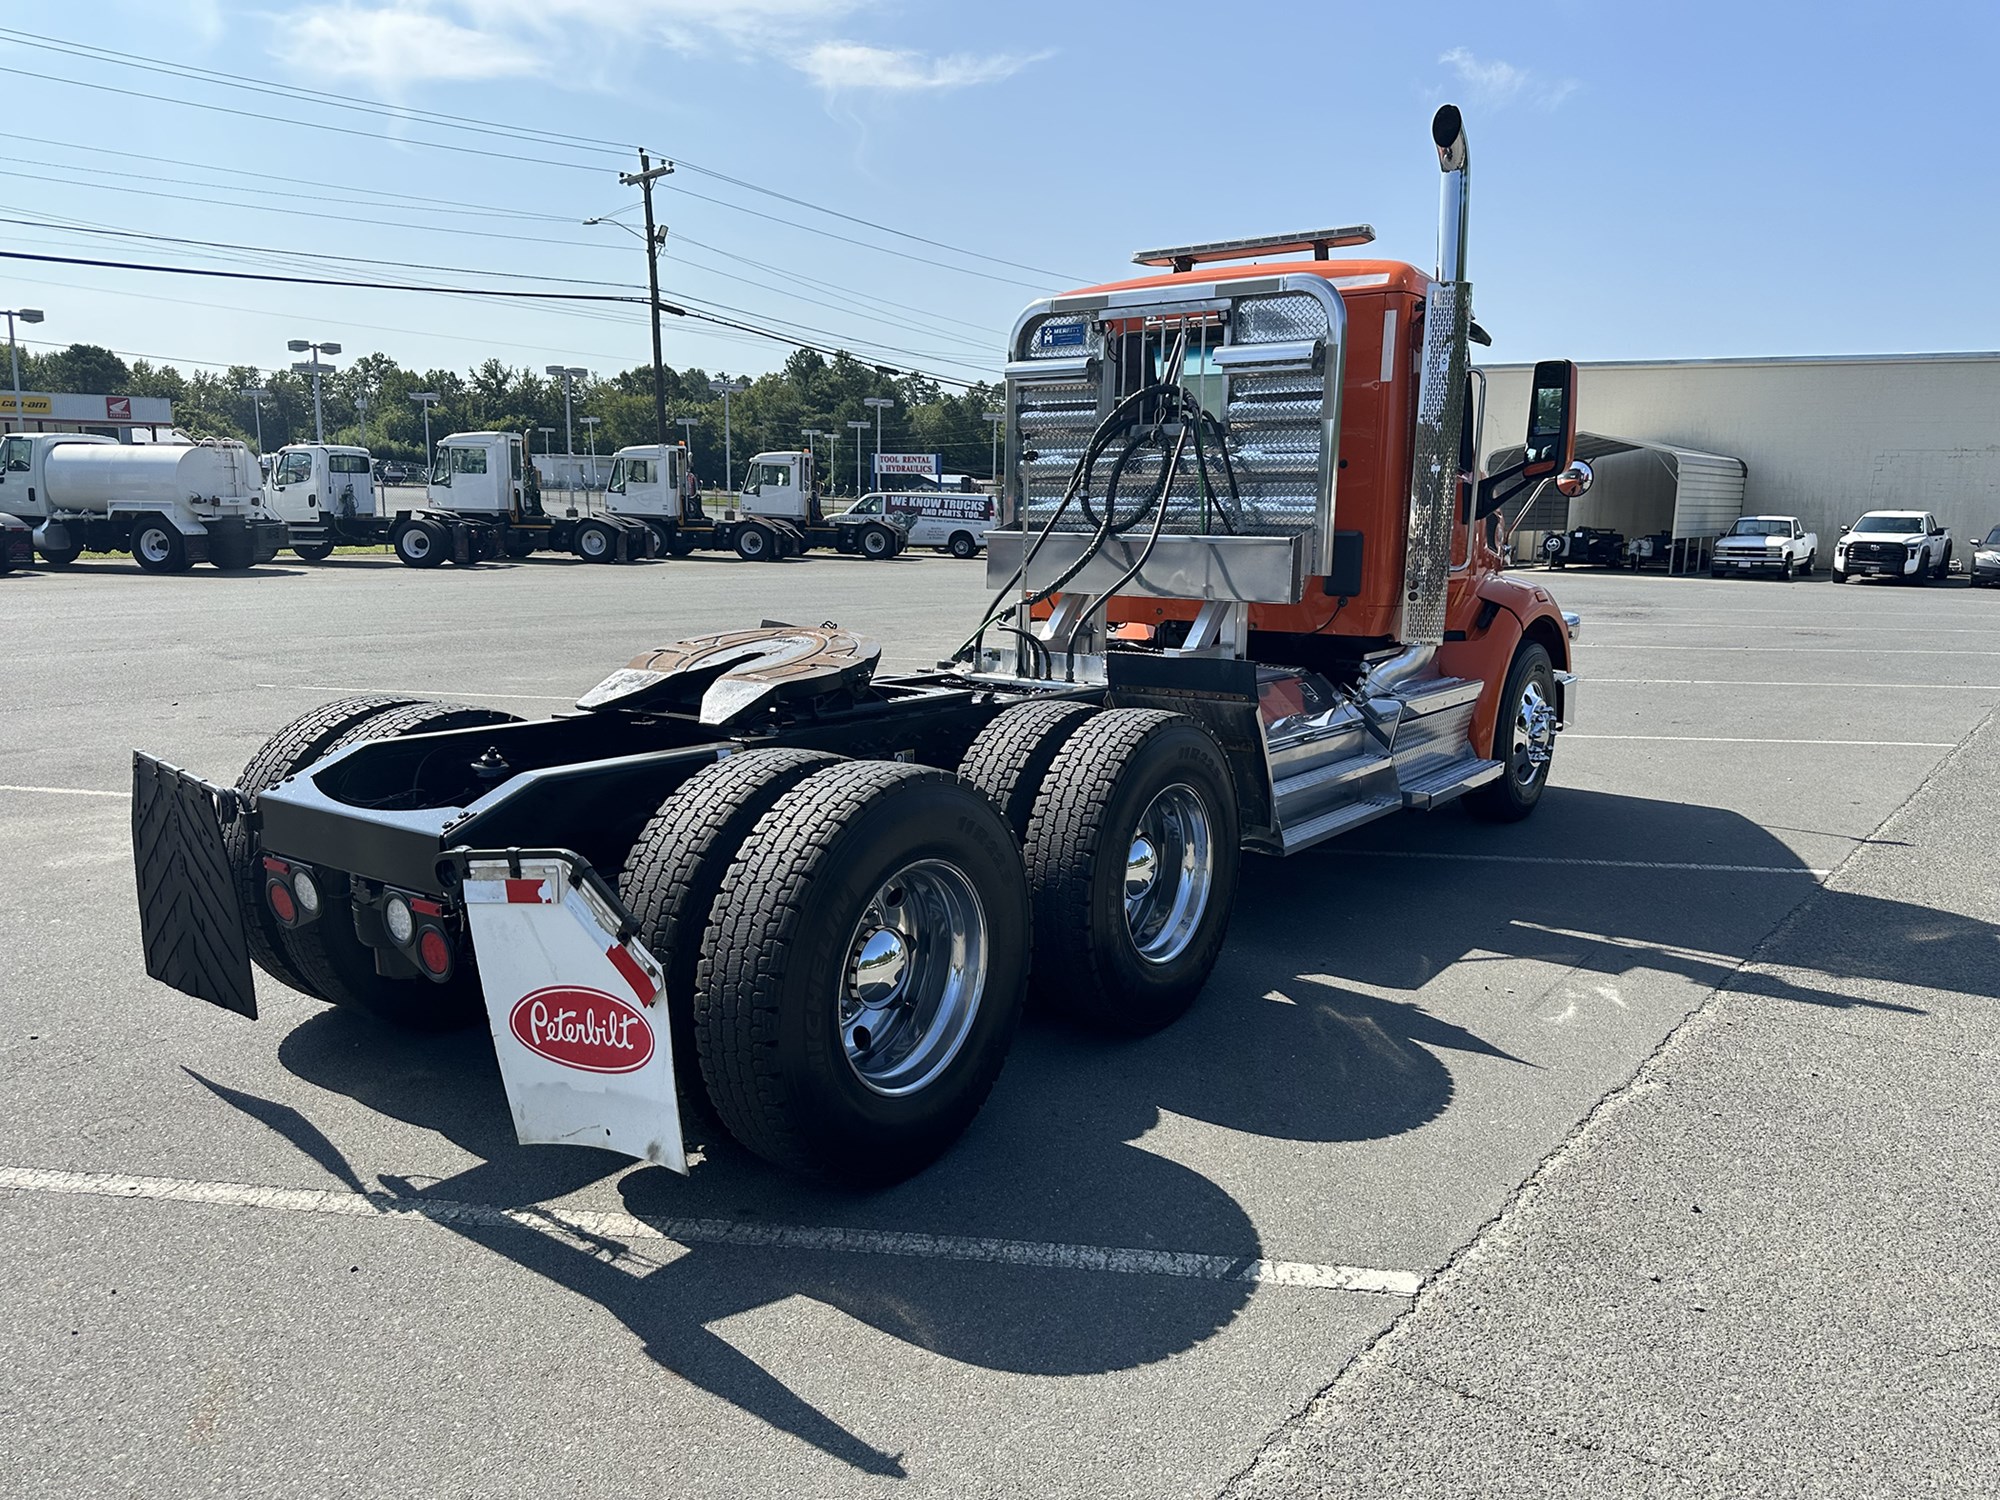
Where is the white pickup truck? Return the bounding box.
[1832,510,1952,584]
[1710,515,1818,579]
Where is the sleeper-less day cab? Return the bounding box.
[131,104,1586,1186]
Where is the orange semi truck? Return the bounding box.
[132,105,1589,1184]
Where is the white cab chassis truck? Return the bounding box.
[263,443,391,561]
[603,443,903,561]
[0,432,285,572]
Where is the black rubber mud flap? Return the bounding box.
[132,752,257,1019]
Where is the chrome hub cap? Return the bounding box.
[1512,680,1557,786]
[1123,783,1214,965]
[841,859,987,1097]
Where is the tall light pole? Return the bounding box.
[863,395,892,489]
[545,364,586,456]
[287,339,340,443]
[410,391,440,469]
[354,390,369,447]
[985,408,1005,490]
[5,307,45,434]
[707,375,748,491]
[801,427,824,488]
[580,414,601,482]
[240,385,270,454]
[846,418,869,497]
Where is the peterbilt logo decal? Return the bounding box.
[509,987,655,1073]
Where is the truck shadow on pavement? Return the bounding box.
[194,786,1987,1477]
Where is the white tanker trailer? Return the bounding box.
[0,432,285,572]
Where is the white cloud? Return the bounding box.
[275,5,543,85]
[1438,47,1577,111]
[269,1,1041,95]
[797,40,1045,92]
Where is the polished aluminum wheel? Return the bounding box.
[1123,783,1214,965]
[1511,679,1558,787]
[841,859,988,1097]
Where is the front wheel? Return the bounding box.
[947,531,978,560]
[695,761,1030,1184]
[1466,642,1557,824]
[1832,565,1847,583]
[392,519,448,568]
[733,524,771,561]
[575,519,616,562]
[132,518,191,574]
[859,524,895,560]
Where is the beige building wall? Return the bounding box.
[1477,354,2000,546]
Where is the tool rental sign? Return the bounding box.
[874,452,942,480]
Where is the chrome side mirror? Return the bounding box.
[1554,460,1593,498]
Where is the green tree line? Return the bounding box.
[15,343,1003,495]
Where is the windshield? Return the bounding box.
[607,457,627,494]
[430,453,450,486]
[1727,518,1790,537]
[2,435,28,472]
[1983,525,2000,548]
[274,451,312,485]
[328,453,370,474]
[850,496,881,514]
[1852,514,1925,534]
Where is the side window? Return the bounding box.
[3,435,30,472]
[510,442,523,481]
[629,458,651,485]
[451,447,488,475]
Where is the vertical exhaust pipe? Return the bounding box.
[1390,103,1474,667]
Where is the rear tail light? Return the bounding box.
[261,855,319,927]
[415,925,454,980]
[265,877,298,926]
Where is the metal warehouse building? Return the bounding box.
[1477,352,2000,561]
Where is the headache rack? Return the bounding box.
[995,272,1355,607]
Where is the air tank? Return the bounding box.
[42,440,263,514]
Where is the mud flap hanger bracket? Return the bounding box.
[435,845,641,943]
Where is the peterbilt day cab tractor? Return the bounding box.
[131,105,1587,1187]
[0,432,285,572]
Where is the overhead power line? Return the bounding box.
[0,30,1084,284]
[0,249,985,388]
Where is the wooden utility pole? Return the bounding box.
[619,152,675,449]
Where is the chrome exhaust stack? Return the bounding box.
[1391,104,1474,665]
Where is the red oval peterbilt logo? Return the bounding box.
[509,987,654,1074]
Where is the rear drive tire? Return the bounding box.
[1465,642,1557,824]
[229,695,423,1000]
[37,539,82,567]
[576,520,616,562]
[620,748,841,1118]
[392,519,448,568]
[667,531,697,557]
[956,699,1097,841]
[132,518,190,574]
[696,761,1030,1184]
[948,531,977,560]
[1022,710,1240,1034]
[292,541,336,562]
[859,524,895,560]
[276,700,522,1030]
[733,524,770,561]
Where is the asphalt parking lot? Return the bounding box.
[3,553,1995,1498]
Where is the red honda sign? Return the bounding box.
[105,396,131,421]
[509,986,655,1073]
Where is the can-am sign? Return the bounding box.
[875,453,941,478]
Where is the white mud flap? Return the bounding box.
[453,850,686,1173]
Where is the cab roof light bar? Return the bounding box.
[1131,225,1377,273]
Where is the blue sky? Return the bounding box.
[2,0,1995,387]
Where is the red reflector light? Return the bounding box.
[416,926,453,977]
[266,878,298,925]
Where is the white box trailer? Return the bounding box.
[0,432,285,572]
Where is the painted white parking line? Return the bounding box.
[256,683,575,703]
[1586,645,2000,657]
[1345,851,1829,876]
[0,784,127,798]
[1596,679,2000,691]
[1567,735,1955,748]
[0,1165,1421,1298]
